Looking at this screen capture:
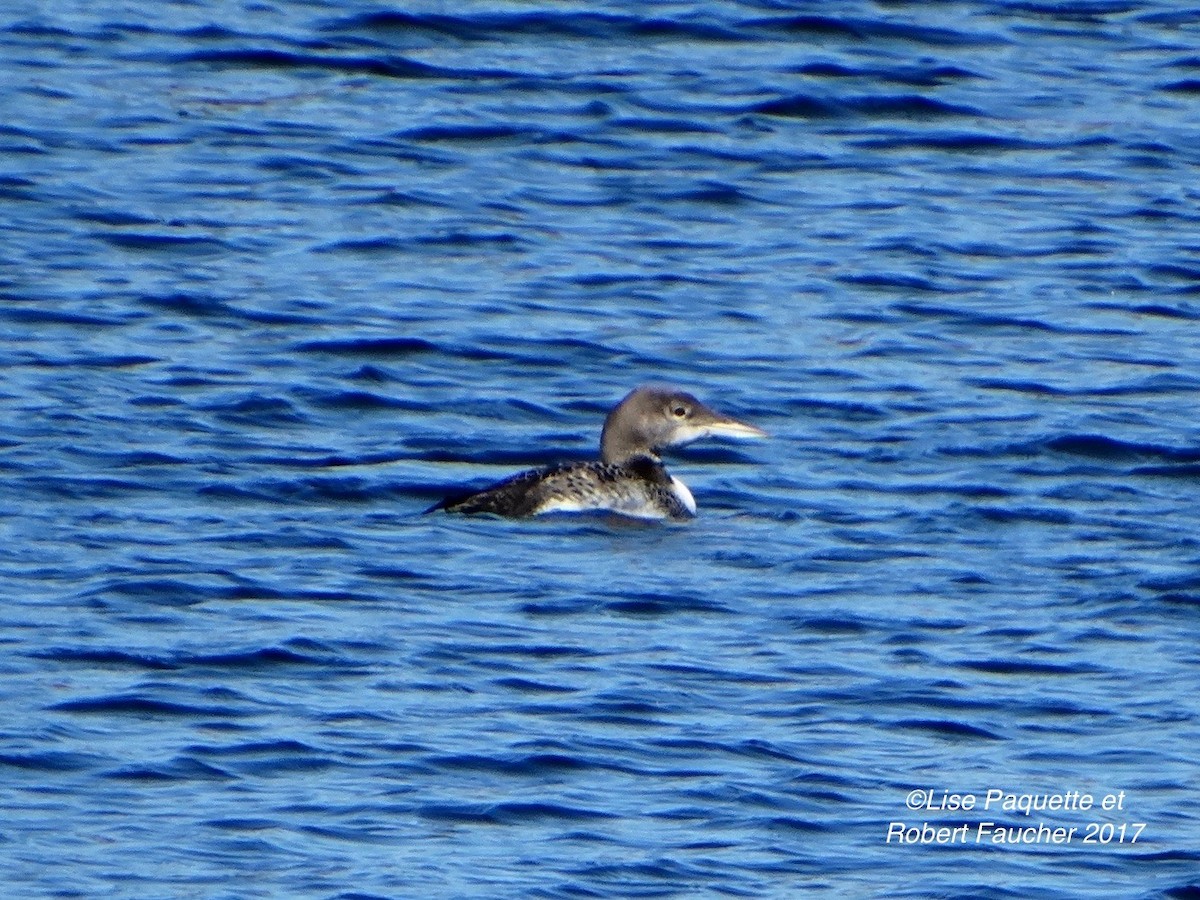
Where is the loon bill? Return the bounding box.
[426,385,767,520]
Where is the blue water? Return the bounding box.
[3,1,1200,896]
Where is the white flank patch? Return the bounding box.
[534,494,671,521]
[534,496,594,515]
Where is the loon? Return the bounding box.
[426,385,767,520]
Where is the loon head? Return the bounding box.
[599,385,767,465]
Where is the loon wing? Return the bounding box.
[427,458,694,520]
[425,464,561,517]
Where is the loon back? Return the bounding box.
[427,456,697,520]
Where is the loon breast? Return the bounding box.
[429,456,695,520]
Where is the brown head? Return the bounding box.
[599,385,767,465]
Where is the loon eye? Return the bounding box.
[671,405,689,418]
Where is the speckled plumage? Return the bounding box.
[429,455,695,520]
[426,385,765,520]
